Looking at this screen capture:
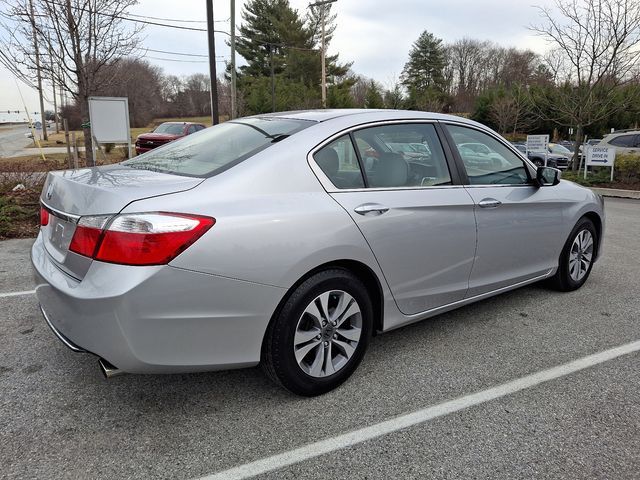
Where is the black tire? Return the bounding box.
[533,159,543,167]
[262,268,373,396]
[547,217,598,292]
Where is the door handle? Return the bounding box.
[354,203,389,216]
[478,198,502,208]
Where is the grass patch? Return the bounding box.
[0,180,41,239]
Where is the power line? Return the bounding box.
[144,55,228,64]
[32,0,318,52]
[124,12,228,24]
[142,48,212,58]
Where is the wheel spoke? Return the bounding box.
[336,302,360,327]
[307,342,325,376]
[324,342,335,375]
[295,340,321,365]
[294,327,321,346]
[330,291,352,322]
[303,302,324,327]
[316,292,332,322]
[336,326,361,342]
[332,338,355,360]
[582,251,593,263]
[569,259,579,280]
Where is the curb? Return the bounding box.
[590,187,640,200]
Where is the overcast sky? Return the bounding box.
[0,0,557,113]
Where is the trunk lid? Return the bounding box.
[40,164,203,279]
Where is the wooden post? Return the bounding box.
[71,131,78,169]
[63,118,72,169]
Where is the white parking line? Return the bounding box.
[0,289,35,299]
[198,340,640,480]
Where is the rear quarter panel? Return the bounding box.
[121,130,388,291]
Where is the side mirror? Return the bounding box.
[536,166,561,187]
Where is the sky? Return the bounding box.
[0,0,558,114]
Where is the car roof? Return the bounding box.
[249,109,478,125]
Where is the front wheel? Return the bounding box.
[262,269,373,396]
[547,218,598,291]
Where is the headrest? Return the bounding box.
[315,148,339,177]
[372,152,408,187]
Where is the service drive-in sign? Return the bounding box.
[526,134,549,153]
[586,146,616,167]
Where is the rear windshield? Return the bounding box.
[123,117,313,177]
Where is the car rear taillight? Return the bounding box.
[69,213,215,266]
[39,206,49,226]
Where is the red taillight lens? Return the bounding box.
[40,206,49,226]
[69,213,214,266]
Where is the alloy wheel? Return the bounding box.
[293,290,362,378]
[569,229,594,282]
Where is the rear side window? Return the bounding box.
[353,123,451,188]
[314,135,365,189]
[609,135,637,147]
[124,118,312,177]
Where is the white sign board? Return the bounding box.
[526,134,549,153]
[88,96,131,143]
[586,146,616,167]
[585,146,616,181]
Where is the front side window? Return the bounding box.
[352,123,452,188]
[124,117,312,177]
[446,125,530,185]
[314,135,365,189]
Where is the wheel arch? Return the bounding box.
[582,210,603,259]
[261,259,385,359]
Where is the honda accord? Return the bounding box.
[32,109,605,396]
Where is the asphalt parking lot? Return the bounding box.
[1,197,639,480]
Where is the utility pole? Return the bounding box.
[29,0,48,140]
[206,0,220,125]
[230,0,237,119]
[309,0,337,109]
[270,44,275,112]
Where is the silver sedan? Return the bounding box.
[32,110,605,396]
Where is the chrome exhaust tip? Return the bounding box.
[98,358,124,379]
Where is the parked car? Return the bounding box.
[134,122,206,154]
[511,143,568,169]
[597,131,640,155]
[586,138,602,147]
[33,110,604,396]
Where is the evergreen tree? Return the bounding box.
[235,0,352,113]
[401,31,447,99]
[364,80,385,109]
[236,0,311,80]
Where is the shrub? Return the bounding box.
[615,154,640,182]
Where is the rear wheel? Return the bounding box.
[262,269,373,396]
[548,217,598,291]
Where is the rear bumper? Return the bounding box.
[31,232,286,374]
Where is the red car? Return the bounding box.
[134,122,206,154]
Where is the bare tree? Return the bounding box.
[0,0,142,166]
[490,85,537,135]
[530,0,640,169]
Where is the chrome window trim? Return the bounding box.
[307,119,457,193]
[441,120,540,187]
